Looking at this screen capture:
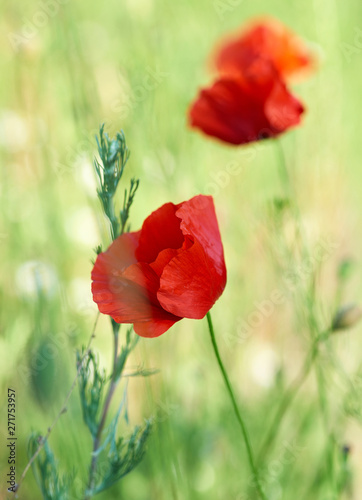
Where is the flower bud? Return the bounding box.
[332,304,362,332]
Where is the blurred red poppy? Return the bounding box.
[91,195,227,338]
[189,60,304,145]
[214,17,314,81]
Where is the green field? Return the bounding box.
[2,0,362,498]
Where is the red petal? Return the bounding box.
[92,235,181,333]
[157,240,225,319]
[91,196,227,336]
[136,202,184,263]
[157,195,226,319]
[265,79,304,132]
[133,316,181,338]
[189,66,304,145]
[150,247,180,277]
[214,17,314,80]
[91,231,140,278]
[177,195,225,277]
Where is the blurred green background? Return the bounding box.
[1,0,362,498]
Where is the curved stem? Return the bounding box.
[257,336,320,464]
[206,312,267,500]
[315,362,338,497]
[275,139,292,193]
[275,140,309,257]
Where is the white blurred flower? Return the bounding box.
[0,110,28,152]
[66,207,99,247]
[126,0,153,18]
[142,149,176,184]
[193,463,215,492]
[79,21,110,62]
[68,278,96,316]
[249,345,278,388]
[76,156,98,197]
[15,260,58,298]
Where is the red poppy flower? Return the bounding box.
[214,17,314,81]
[189,60,304,146]
[91,195,226,338]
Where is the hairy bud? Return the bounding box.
[332,304,362,332]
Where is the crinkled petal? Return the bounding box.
[150,247,180,277]
[91,196,227,337]
[92,231,140,277]
[133,316,181,338]
[214,17,314,80]
[92,241,181,333]
[177,195,225,276]
[157,240,225,319]
[189,68,304,145]
[136,202,184,263]
[265,79,305,132]
[157,196,226,318]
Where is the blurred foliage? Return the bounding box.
[28,433,74,500]
[2,0,362,499]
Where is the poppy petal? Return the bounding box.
[265,79,305,132]
[157,196,226,319]
[91,195,227,337]
[189,69,304,145]
[177,195,226,277]
[92,251,180,326]
[150,247,180,277]
[157,240,225,319]
[92,231,140,276]
[214,17,314,80]
[133,316,181,338]
[136,202,184,264]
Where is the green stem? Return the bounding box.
[257,335,322,463]
[275,140,309,261]
[275,139,292,192]
[206,312,267,500]
[315,363,338,498]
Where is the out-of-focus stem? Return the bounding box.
[315,362,338,498]
[16,313,100,497]
[257,332,328,463]
[84,325,120,499]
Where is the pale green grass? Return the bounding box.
[1,0,362,499]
